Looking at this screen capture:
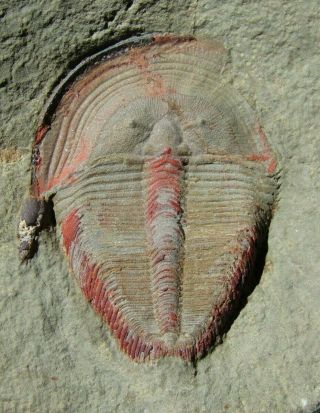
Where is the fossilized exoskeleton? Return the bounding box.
[19,34,279,361]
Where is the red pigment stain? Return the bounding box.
[128,46,175,98]
[35,125,49,144]
[145,147,184,336]
[80,253,154,360]
[246,153,269,163]
[146,74,176,98]
[153,34,195,45]
[38,168,77,194]
[38,136,90,194]
[195,226,258,357]
[128,47,150,70]
[250,124,277,174]
[267,158,277,174]
[142,69,173,98]
[61,209,81,255]
[60,208,154,360]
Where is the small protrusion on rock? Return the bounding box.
[18,219,38,261]
[20,197,44,226]
[18,197,47,261]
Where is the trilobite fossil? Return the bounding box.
[19,34,278,361]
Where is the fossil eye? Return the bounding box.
[30,34,278,362]
[128,119,138,128]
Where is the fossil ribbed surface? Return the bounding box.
[29,34,278,361]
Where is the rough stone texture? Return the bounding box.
[0,1,319,412]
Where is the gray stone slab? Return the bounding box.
[0,1,319,412]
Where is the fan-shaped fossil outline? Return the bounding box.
[19,34,279,362]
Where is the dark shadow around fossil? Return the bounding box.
[18,34,280,362]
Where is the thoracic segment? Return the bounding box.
[144,148,185,346]
[57,156,276,361]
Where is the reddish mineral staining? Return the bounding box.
[20,34,279,361]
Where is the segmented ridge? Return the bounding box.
[61,208,155,361]
[61,210,262,361]
[143,148,185,345]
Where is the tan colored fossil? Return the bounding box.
[19,34,278,361]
